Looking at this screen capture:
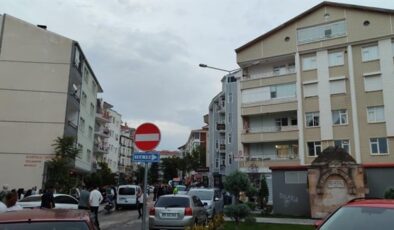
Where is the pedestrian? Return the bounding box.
[24,188,32,198]
[89,186,103,229]
[5,191,23,211]
[153,184,158,201]
[78,186,90,210]
[0,184,9,202]
[41,186,55,209]
[31,186,37,195]
[137,188,143,219]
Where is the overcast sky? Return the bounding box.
[2,0,394,150]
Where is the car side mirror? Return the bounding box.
[314,220,323,229]
[214,197,219,201]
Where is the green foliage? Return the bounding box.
[224,204,251,224]
[84,162,115,188]
[245,202,256,211]
[244,216,256,225]
[260,175,269,209]
[148,162,160,184]
[224,171,251,203]
[384,188,394,199]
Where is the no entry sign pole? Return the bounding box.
[134,123,161,230]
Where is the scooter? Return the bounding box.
[104,196,114,214]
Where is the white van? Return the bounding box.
[116,185,141,209]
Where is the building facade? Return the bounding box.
[236,2,394,204]
[208,71,242,187]
[118,125,135,174]
[93,99,111,170]
[104,109,122,172]
[0,14,103,189]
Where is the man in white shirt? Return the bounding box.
[89,186,103,229]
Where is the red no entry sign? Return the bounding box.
[134,123,161,151]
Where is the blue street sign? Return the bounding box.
[132,152,160,163]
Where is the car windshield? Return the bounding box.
[155,197,190,208]
[19,196,41,202]
[119,188,135,195]
[320,206,394,230]
[188,190,214,201]
[177,186,186,191]
[0,221,89,230]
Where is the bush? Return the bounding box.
[384,188,394,199]
[245,202,256,211]
[224,204,251,224]
[244,216,256,225]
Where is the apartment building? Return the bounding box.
[93,99,111,170]
[118,124,135,173]
[104,109,122,172]
[208,71,242,187]
[0,14,103,188]
[236,2,394,203]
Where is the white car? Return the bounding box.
[17,194,79,209]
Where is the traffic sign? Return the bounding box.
[134,123,161,151]
[133,152,160,163]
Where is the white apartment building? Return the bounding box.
[104,109,122,172]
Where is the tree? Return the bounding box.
[149,163,159,184]
[161,157,179,181]
[45,136,80,193]
[224,170,251,204]
[224,203,251,225]
[259,175,269,209]
[384,188,394,199]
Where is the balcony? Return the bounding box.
[94,143,109,154]
[242,126,298,143]
[219,144,226,151]
[239,156,300,171]
[220,165,226,174]
[243,67,295,81]
[96,112,110,124]
[95,127,110,138]
[216,123,226,131]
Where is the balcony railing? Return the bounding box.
[219,144,226,151]
[96,112,111,123]
[246,125,298,133]
[94,143,109,153]
[217,123,226,131]
[95,127,110,138]
[245,68,296,80]
[245,152,298,161]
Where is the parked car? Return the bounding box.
[149,194,208,230]
[116,184,141,209]
[315,198,394,230]
[17,194,78,209]
[175,185,187,195]
[187,188,223,218]
[0,209,97,229]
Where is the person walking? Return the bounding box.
[41,186,55,209]
[137,188,143,219]
[78,187,90,210]
[89,186,103,229]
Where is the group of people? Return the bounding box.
[152,183,175,201]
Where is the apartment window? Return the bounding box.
[220,154,226,166]
[307,141,321,157]
[275,118,288,127]
[362,45,379,62]
[90,103,95,116]
[285,171,307,184]
[228,113,232,124]
[88,126,93,138]
[77,144,83,158]
[328,51,344,67]
[270,83,296,99]
[334,140,350,153]
[81,91,87,105]
[305,112,320,127]
[364,74,382,92]
[288,63,295,73]
[79,117,85,133]
[228,134,232,144]
[215,157,219,168]
[370,138,388,155]
[242,87,270,104]
[330,79,346,94]
[87,149,91,162]
[83,67,89,84]
[303,82,318,97]
[229,92,233,103]
[273,65,286,75]
[302,56,317,71]
[297,20,346,44]
[228,153,232,165]
[332,109,348,125]
[291,117,298,126]
[367,106,385,123]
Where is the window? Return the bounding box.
[228,113,232,124]
[275,118,288,127]
[370,138,388,155]
[328,51,344,66]
[367,106,385,123]
[362,45,379,62]
[90,103,95,116]
[229,153,232,165]
[303,82,318,97]
[242,87,270,104]
[330,79,346,94]
[88,126,93,138]
[229,92,233,103]
[54,196,78,204]
[270,83,296,99]
[228,134,232,144]
[364,74,382,92]
[220,154,225,166]
[215,157,219,168]
[77,144,83,158]
[87,149,91,162]
[302,56,317,70]
[334,140,350,153]
[83,67,89,84]
[79,117,85,133]
[332,109,348,125]
[81,91,87,105]
[297,20,347,44]
[307,141,321,157]
[273,65,286,75]
[285,171,307,184]
[291,117,298,126]
[305,112,320,127]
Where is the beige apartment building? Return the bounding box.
[0,14,103,189]
[236,2,394,202]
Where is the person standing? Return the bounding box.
[41,186,55,209]
[0,184,9,202]
[137,188,143,219]
[5,191,23,211]
[78,187,90,210]
[89,186,103,229]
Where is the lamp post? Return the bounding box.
[198,63,239,74]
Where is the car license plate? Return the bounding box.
[162,213,177,218]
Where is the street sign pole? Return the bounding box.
[142,161,148,230]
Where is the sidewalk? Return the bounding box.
[224,216,316,225]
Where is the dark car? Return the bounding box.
[315,198,394,230]
[0,209,97,230]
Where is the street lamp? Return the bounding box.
[198,63,238,74]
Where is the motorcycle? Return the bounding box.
[104,196,114,214]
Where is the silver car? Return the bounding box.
[187,188,224,219]
[149,194,208,230]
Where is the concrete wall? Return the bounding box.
[365,168,394,198]
[272,170,310,217]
